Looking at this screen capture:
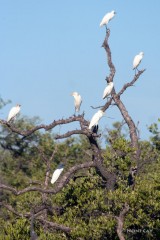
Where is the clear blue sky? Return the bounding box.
[0,0,160,141]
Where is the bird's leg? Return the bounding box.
[105,25,108,33]
[105,96,112,103]
[135,68,140,75]
[137,68,141,73]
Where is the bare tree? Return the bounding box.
[0,27,145,240]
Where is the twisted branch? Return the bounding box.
[0,114,88,137]
[102,29,145,161]
[0,202,71,234]
[0,162,95,196]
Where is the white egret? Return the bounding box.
[102,82,114,99]
[100,10,116,30]
[133,52,144,71]
[51,163,64,184]
[71,92,82,113]
[89,110,105,133]
[7,104,21,122]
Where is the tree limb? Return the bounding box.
[116,203,129,240]
[0,162,95,195]
[117,69,146,97]
[0,202,71,235]
[101,29,145,162]
[88,135,116,190]
[0,114,88,137]
[36,217,71,233]
[0,202,29,218]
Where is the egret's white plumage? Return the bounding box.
[133,52,144,70]
[103,82,114,99]
[51,164,64,184]
[71,92,82,112]
[7,104,21,122]
[89,110,105,131]
[100,10,116,28]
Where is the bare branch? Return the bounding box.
[54,129,89,139]
[0,202,29,218]
[30,212,38,240]
[36,217,71,233]
[88,135,116,190]
[54,129,100,140]
[0,202,71,235]
[101,97,113,113]
[112,93,139,151]
[90,105,106,109]
[117,69,146,97]
[0,114,88,137]
[116,203,129,240]
[102,29,116,82]
[36,147,48,163]
[28,180,42,186]
[101,29,144,161]
[0,202,54,219]
[0,162,95,195]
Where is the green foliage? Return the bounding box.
[0,117,160,239]
[0,218,30,240]
[148,118,160,150]
[53,175,117,239]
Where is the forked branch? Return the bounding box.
[102,29,145,161]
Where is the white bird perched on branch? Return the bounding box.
[89,110,105,133]
[51,163,64,184]
[133,52,144,72]
[7,104,21,122]
[71,92,82,113]
[100,10,116,30]
[102,82,114,99]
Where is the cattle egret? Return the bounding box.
[51,163,64,184]
[7,104,21,122]
[89,110,105,132]
[103,82,114,99]
[133,52,144,72]
[71,92,82,113]
[100,10,116,30]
